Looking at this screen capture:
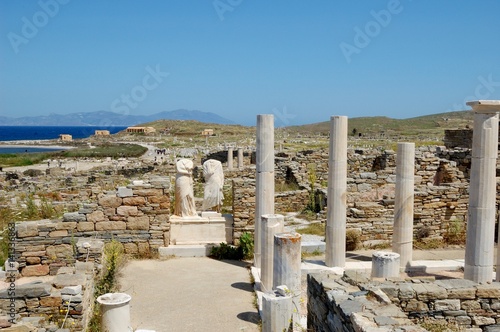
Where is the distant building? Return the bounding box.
[201,129,214,136]
[59,134,72,141]
[126,126,156,134]
[94,130,110,136]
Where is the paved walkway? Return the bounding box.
[118,258,260,332]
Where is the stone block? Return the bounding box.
[133,188,163,196]
[21,264,50,277]
[461,300,481,311]
[39,296,62,307]
[412,283,447,301]
[117,205,139,216]
[61,285,82,295]
[46,244,73,260]
[49,230,68,237]
[476,284,500,298]
[0,281,52,298]
[95,221,126,231]
[77,222,95,232]
[21,250,45,257]
[123,196,146,206]
[117,186,133,197]
[434,299,461,311]
[472,316,496,326]
[53,273,87,289]
[55,222,77,230]
[87,210,106,223]
[26,257,41,265]
[127,216,150,230]
[63,212,86,222]
[16,221,38,238]
[99,196,122,208]
[149,195,169,204]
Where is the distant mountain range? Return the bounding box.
[0,109,235,126]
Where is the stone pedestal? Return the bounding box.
[392,142,415,270]
[169,214,226,245]
[262,290,293,332]
[261,214,284,293]
[372,251,400,278]
[255,114,275,269]
[326,116,348,268]
[273,232,301,325]
[464,100,500,283]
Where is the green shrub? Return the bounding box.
[239,232,254,260]
[444,220,466,245]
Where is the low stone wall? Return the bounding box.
[14,178,170,278]
[0,257,97,331]
[307,272,500,331]
[307,273,425,331]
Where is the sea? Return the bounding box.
[0,126,127,154]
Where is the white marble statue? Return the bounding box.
[202,159,224,212]
[174,159,198,217]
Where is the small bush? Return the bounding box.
[346,229,360,251]
[444,220,466,245]
[416,226,431,240]
[239,232,254,260]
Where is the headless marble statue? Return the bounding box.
[202,159,224,212]
[174,159,197,217]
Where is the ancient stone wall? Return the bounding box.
[444,129,473,149]
[0,253,98,331]
[14,178,170,278]
[307,273,424,332]
[308,272,500,331]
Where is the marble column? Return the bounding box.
[325,116,348,268]
[261,214,284,293]
[262,290,293,332]
[255,114,275,269]
[227,147,233,171]
[392,142,415,270]
[273,232,301,325]
[238,148,244,169]
[464,100,500,283]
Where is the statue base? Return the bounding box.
[170,213,232,245]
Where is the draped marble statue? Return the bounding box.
[202,159,224,212]
[174,159,198,217]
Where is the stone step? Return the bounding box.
[158,245,215,258]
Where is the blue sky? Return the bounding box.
[1,1,500,126]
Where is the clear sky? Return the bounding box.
[1,1,500,126]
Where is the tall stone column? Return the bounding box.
[237,148,244,169]
[255,114,275,269]
[392,142,415,270]
[325,116,348,268]
[273,232,301,325]
[261,214,284,293]
[227,147,234,170]
[464,100,500,283]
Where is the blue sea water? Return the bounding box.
[0,126,127,154]
[0,126,127,142]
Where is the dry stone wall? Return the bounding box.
[307,272,500,331]
[14,178,170,278]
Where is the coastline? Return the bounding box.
[0,139,74,150]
